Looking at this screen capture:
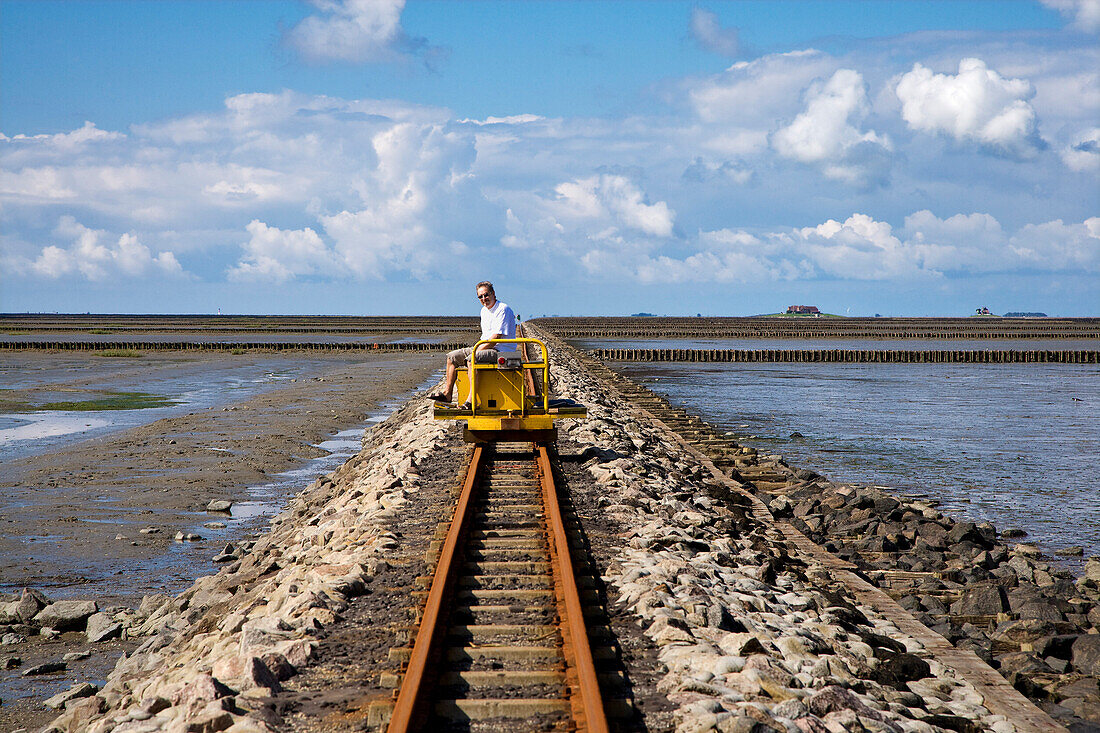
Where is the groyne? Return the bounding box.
[0,341,466,352]
[594,348,1100,363]
[4,341,1098,364]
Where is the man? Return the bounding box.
[429,281,516,408]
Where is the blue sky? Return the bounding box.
[2,0,1098,316]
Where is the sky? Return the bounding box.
[1,0,1098,317]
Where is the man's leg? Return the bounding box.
[433,347,471,402]
[465,349,499,407]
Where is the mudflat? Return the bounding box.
[0,350,441,600]
[0,349,442,727]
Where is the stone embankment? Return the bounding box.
[22,335,1097,732]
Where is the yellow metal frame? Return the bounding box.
[468,337,548,416]
[433,337,585,440]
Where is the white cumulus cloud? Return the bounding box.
[501,174,675,258]
[1040,0,1100,31]
[286,0,432,65]
[1061,127,1100,171]
[228,220,341,282]
[772,68,891,185]
[12,216,184,280]
[689,9,741,58]
[895,58,1044,158]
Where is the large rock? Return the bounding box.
[916,521,949,549]
[44,682,98,710]
[871,653,931,688]
[950,584,1006,616]
[806,685,883,721]
[171,672,234,711]
[33,600,97,631]
[85,612,123,642]
[211,655,282,693]
[0,589,48,624]
[1072,634,1100,676]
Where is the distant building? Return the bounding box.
[786,305,820,315]
[974,307,994,316]
[1003,312,1048,318]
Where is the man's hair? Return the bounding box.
[476,280,494,294]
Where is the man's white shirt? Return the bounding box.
[481,300,516,352]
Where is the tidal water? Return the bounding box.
[608,357,1100,561]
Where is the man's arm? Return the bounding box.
[476,333,506,352]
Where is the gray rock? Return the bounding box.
[169,672,232,709]
[1072,634,1100,676]
[1056,677,1100,700]
[772,699,808,719]
[44,682,98,710]
[207,499,233,512]
[1,632,26,645]
[13,589,47,622]
[85,612,123,642]
[2,656,20,669]
[1017,601,1063,623]
[33,600,97,631]
[871,653,931,688]
[806,685,883,721]
[950,584,1006,616]
[22,661,66,676]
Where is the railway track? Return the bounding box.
[385,442,628,732]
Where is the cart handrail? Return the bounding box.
[468,338,549,415]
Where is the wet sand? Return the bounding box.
[0,349,441,727]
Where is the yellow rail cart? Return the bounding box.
[432,337,586,443]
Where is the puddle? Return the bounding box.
[0,412,110,444]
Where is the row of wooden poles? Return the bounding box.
[594,348,1100,363]
[552,329,1099,339]
[0,341,467,352]
[3,341,1098,362]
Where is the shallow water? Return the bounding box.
[0,370,442,603]
[0,355,375,463]
[611,359,1100,561]
[0,332,458,344]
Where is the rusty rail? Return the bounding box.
[386,444,610,732]
[388,444,483,732]
[538,444,609,733]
